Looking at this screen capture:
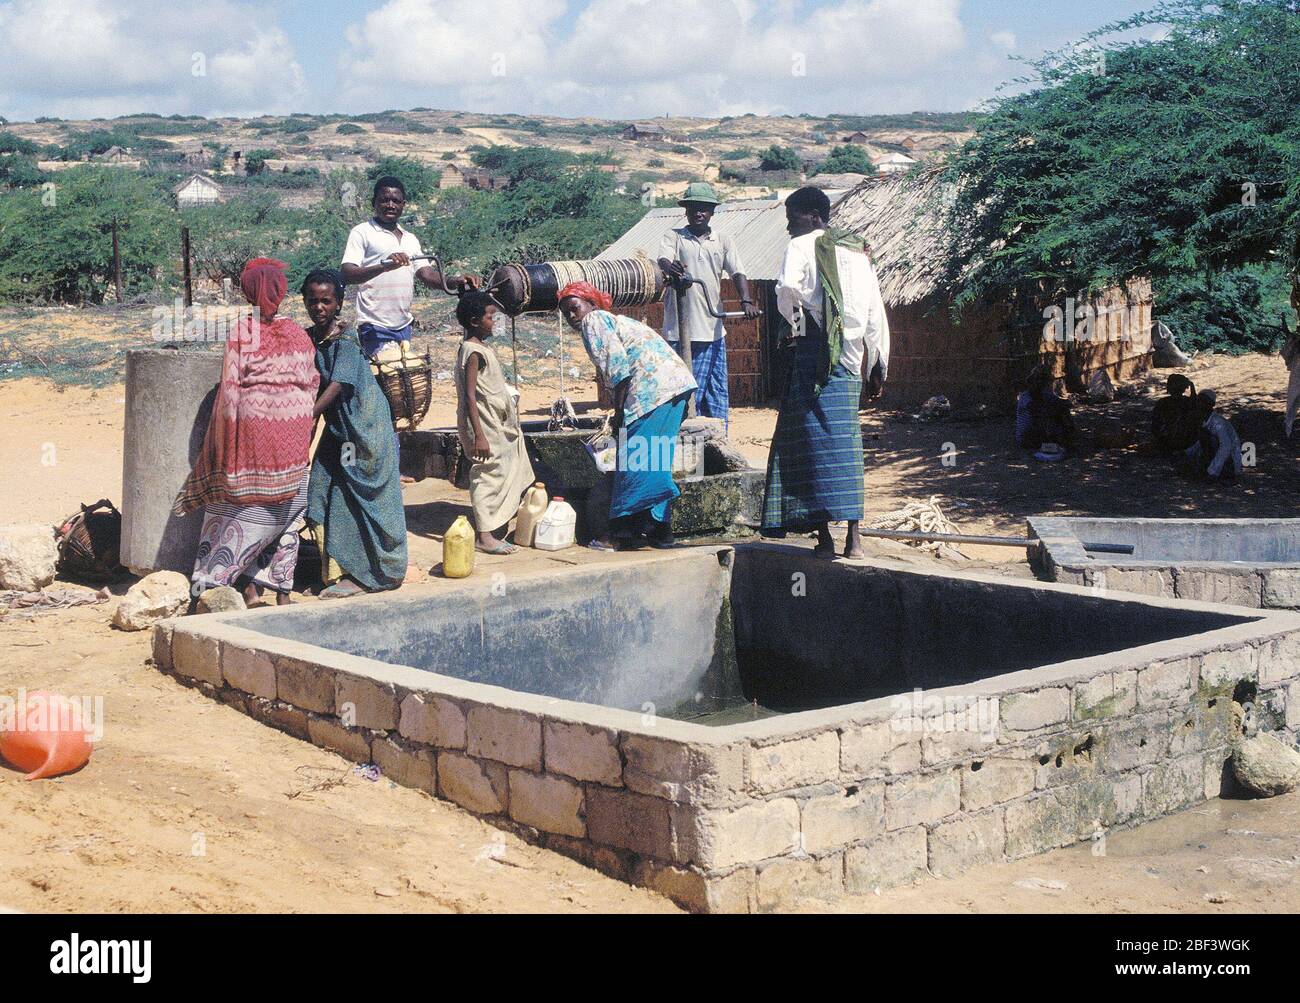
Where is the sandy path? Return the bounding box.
[0,602,677,914]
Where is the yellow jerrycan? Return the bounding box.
[514,482,548,548]
[442,515,476,578]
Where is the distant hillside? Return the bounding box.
[3,107,973,201]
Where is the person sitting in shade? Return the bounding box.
[1151,373,1201,453]
[1015,364,1077,452]
[761,186,890,560]
[657,182,760,425]
[1185,389,1243,482]
[453,291,535,555]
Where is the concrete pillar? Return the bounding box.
[120,347,223,576]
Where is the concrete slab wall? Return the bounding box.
[238,550,742,717]
[1029,517,1300,610]
[120,347,223,575]
[150,545,1300,913]
[733,544,1253,710]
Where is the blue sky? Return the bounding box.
[0,0,1160,121]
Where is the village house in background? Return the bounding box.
[621,122,674,143]
[173,173,224,208]
[871,152,919,174]
[829,169,1153,407]
[179,143,213,169]
[438,163,510,191]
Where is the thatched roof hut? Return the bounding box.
[830,169,1154,407]
[830,167,955,308]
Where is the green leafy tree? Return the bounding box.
[205,143,229,172]
[0,131,38,155]
[58,128,169,160]
[365,156,438,202]
[0,154,44,188]
[0,167,175,303]
[759,145,802,172]
[183,193,289,284]
[816,145,876,175]
[420,148,648,270]
[1159,263,1295,353]
[243,149,277,175]
[938,0,1300,351]
[469,145,577,182]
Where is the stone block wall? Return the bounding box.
[151,610,1300,913]
[1050,562,1300,611]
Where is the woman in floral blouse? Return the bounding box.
[558,282,697,550]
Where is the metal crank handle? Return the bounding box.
[367,253,462,295]
[676,276,762,320]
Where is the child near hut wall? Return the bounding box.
[453,292,535,554]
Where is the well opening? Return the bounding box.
[230,544,1255,724]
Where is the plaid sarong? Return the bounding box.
[761,315,864,533]
[686,336,730,425]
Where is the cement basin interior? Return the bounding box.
[159,544,1300,911]
[1028,516,1300,610]
[219,543,1258,722]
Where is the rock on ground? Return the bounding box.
[195,586,246,615]
[112,571,191,631]
[1232,732,1300,798]
[705,438,754,473]
[0,524,58,591]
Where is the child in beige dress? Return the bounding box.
[454,291,535,554]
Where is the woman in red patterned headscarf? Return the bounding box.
[558,281,696,550]
[174,257,320,606]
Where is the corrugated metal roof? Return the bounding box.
[598,192,852,282]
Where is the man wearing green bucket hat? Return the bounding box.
[657,181,760,424]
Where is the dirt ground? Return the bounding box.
[2,350,1298,913]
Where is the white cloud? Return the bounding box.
[991,30,1017,52]
[0,0,306,118]
[335,0,974,118]
[339,0,567,110]
[0,0,1060,121]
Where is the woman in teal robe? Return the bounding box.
[300,269,407,597]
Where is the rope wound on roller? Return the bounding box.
[488,257,664,316]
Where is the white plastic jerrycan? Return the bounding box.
[534,497,577,551]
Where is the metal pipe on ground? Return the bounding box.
[859,528,1134,555]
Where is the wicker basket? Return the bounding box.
[371,345,434,431]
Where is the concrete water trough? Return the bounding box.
[153,543,1300,912]
[523,418,764,541]
[399,418,764,540]
[1029,516,1300,609]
